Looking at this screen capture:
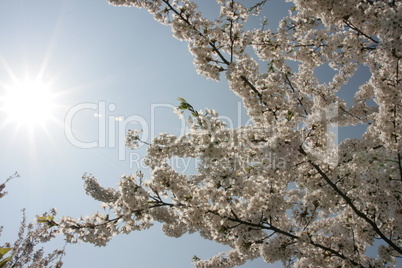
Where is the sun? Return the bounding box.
[1,79,56,127]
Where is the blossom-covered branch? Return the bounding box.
[1,175,65,268]
[44,0,401,267]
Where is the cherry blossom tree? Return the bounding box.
[0,173,65,268]
[41,0,401,267]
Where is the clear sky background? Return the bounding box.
[0,0,372,267]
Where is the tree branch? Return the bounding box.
[299,146,402,255]
[343,19,379,45]
[224,214,363,267]
[285,74,309,116]
[161,0,270,112]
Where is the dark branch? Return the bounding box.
[343,19,379,45]
[299,146,402,255]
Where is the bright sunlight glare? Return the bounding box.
[1,79,56,127]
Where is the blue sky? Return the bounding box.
[0,0,371,267]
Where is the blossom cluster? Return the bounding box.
[0,174,65,268]
[44,0,401,267]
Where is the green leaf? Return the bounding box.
[192,255,201,262]
[0,248,12,268]
[37,215,57,227]
[0,256,12,268]
[177,97,198,116]
[38,215,54,222]
[37,216,47,222]
[286,110,294,121]
[0,248,11,259]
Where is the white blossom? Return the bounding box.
[43,0,402,267]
